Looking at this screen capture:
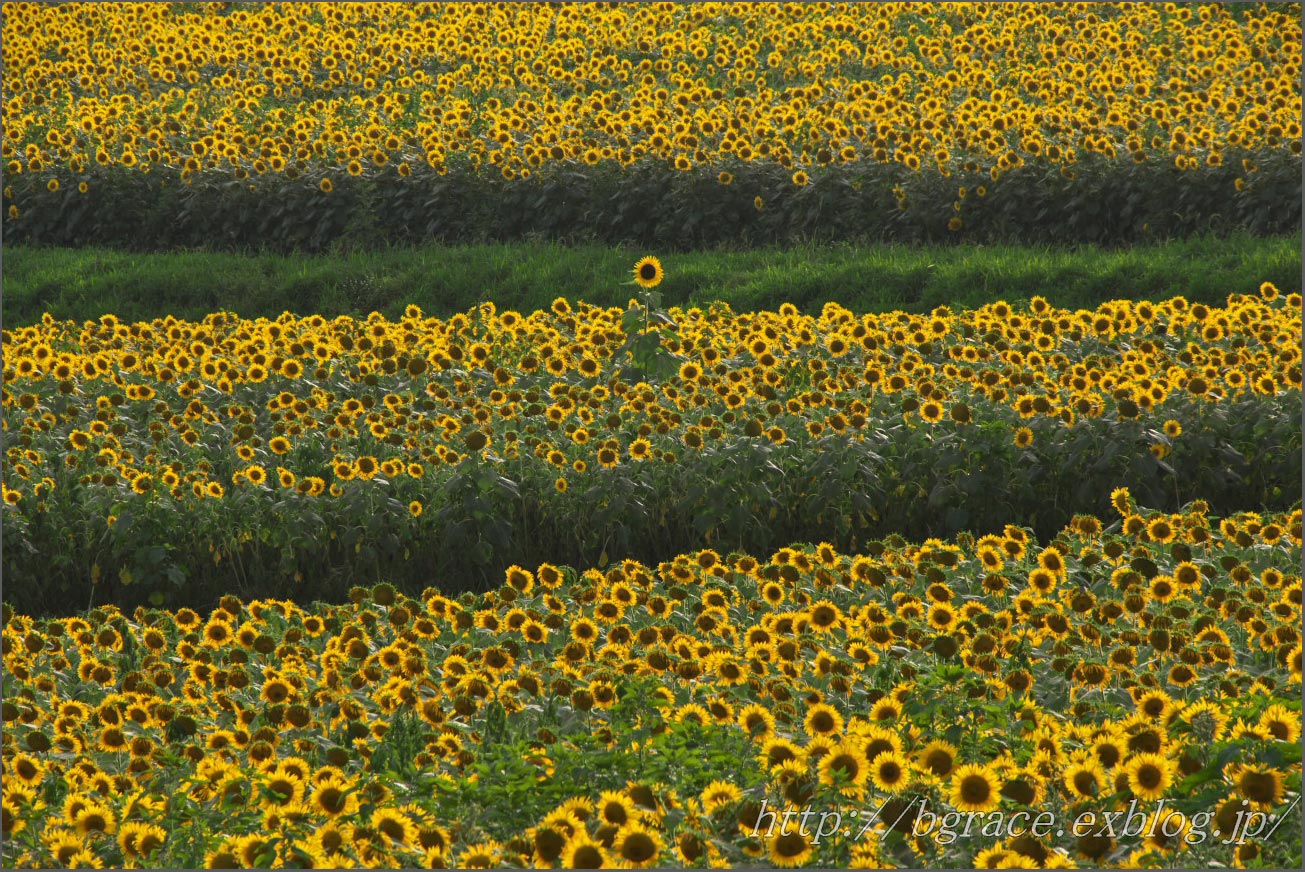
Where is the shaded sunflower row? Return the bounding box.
[3,497,1300,868]
[5,147,1300,252]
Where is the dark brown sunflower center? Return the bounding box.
[570,845,604,868]
[960,774,992,803]
[621,833,656,862]
[773,831,809,858]
[1240,771,1279,803]
[1135,764,1163,789]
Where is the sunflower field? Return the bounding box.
[2,278,1303,865]
[2,2,1302,250]
[3,2,1303,870]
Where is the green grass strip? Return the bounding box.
[3,232,1299,327]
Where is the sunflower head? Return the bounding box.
[950,763,1002,813]
[633,256,663,289]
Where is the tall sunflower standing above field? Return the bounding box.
[634,256,665,289]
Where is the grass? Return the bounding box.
[2,232,1299,326]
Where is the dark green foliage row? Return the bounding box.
[4,232,1299,329]
[5,392,1299,617]
[3,149,1298,257]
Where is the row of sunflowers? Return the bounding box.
[3,3,1300,247]
[6,3,1299,181]
[3,494,1301,867]
[2,278,1300,609]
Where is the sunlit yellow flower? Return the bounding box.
[633,256,663,289]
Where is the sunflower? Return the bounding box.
[870,750,911,793]
[371,808,420,849]
[505,565,534,593]
[1027,568,1057,595]
[808,599,842,631]
[633,256,663,289]
[1124,753,1174,801]
[916,740,958,778]
[234,834,279,868]
[456,840,503,869]
[311,776,360,819]
[927,602,957,631]
[1148,575,1177,602]
[412,821,452,856]
[613,823,663,868]
[760,737,802,771]
[700,780,743,814]
[765,825,814,867]
[205,847,241,869]
[1173,699,1229,744]
[46,830,87,867]
[950,763,1002,813]
[1166,663,1198,687]
[560,833,608,869]
[802,702,844,739]
[570,617,600,645]
[596,790,638,828]
[355,455,379,480]
[869,697,901,723]
[1227,763,1287,810]
[202,618,233,647]
[848,724,902,767]
[532,823,573,864]
[1063,760,1108,800]
[1146,517,1176,543]
[1090,734,1126,770]
[73,800,116,836]
[1142,808,1191,853]
[1134,690,1175,722]
[260,678,295,706]
[818,740,869,795]
[1258,705,1300,743]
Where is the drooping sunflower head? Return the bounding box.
[1230,763,1287,810]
